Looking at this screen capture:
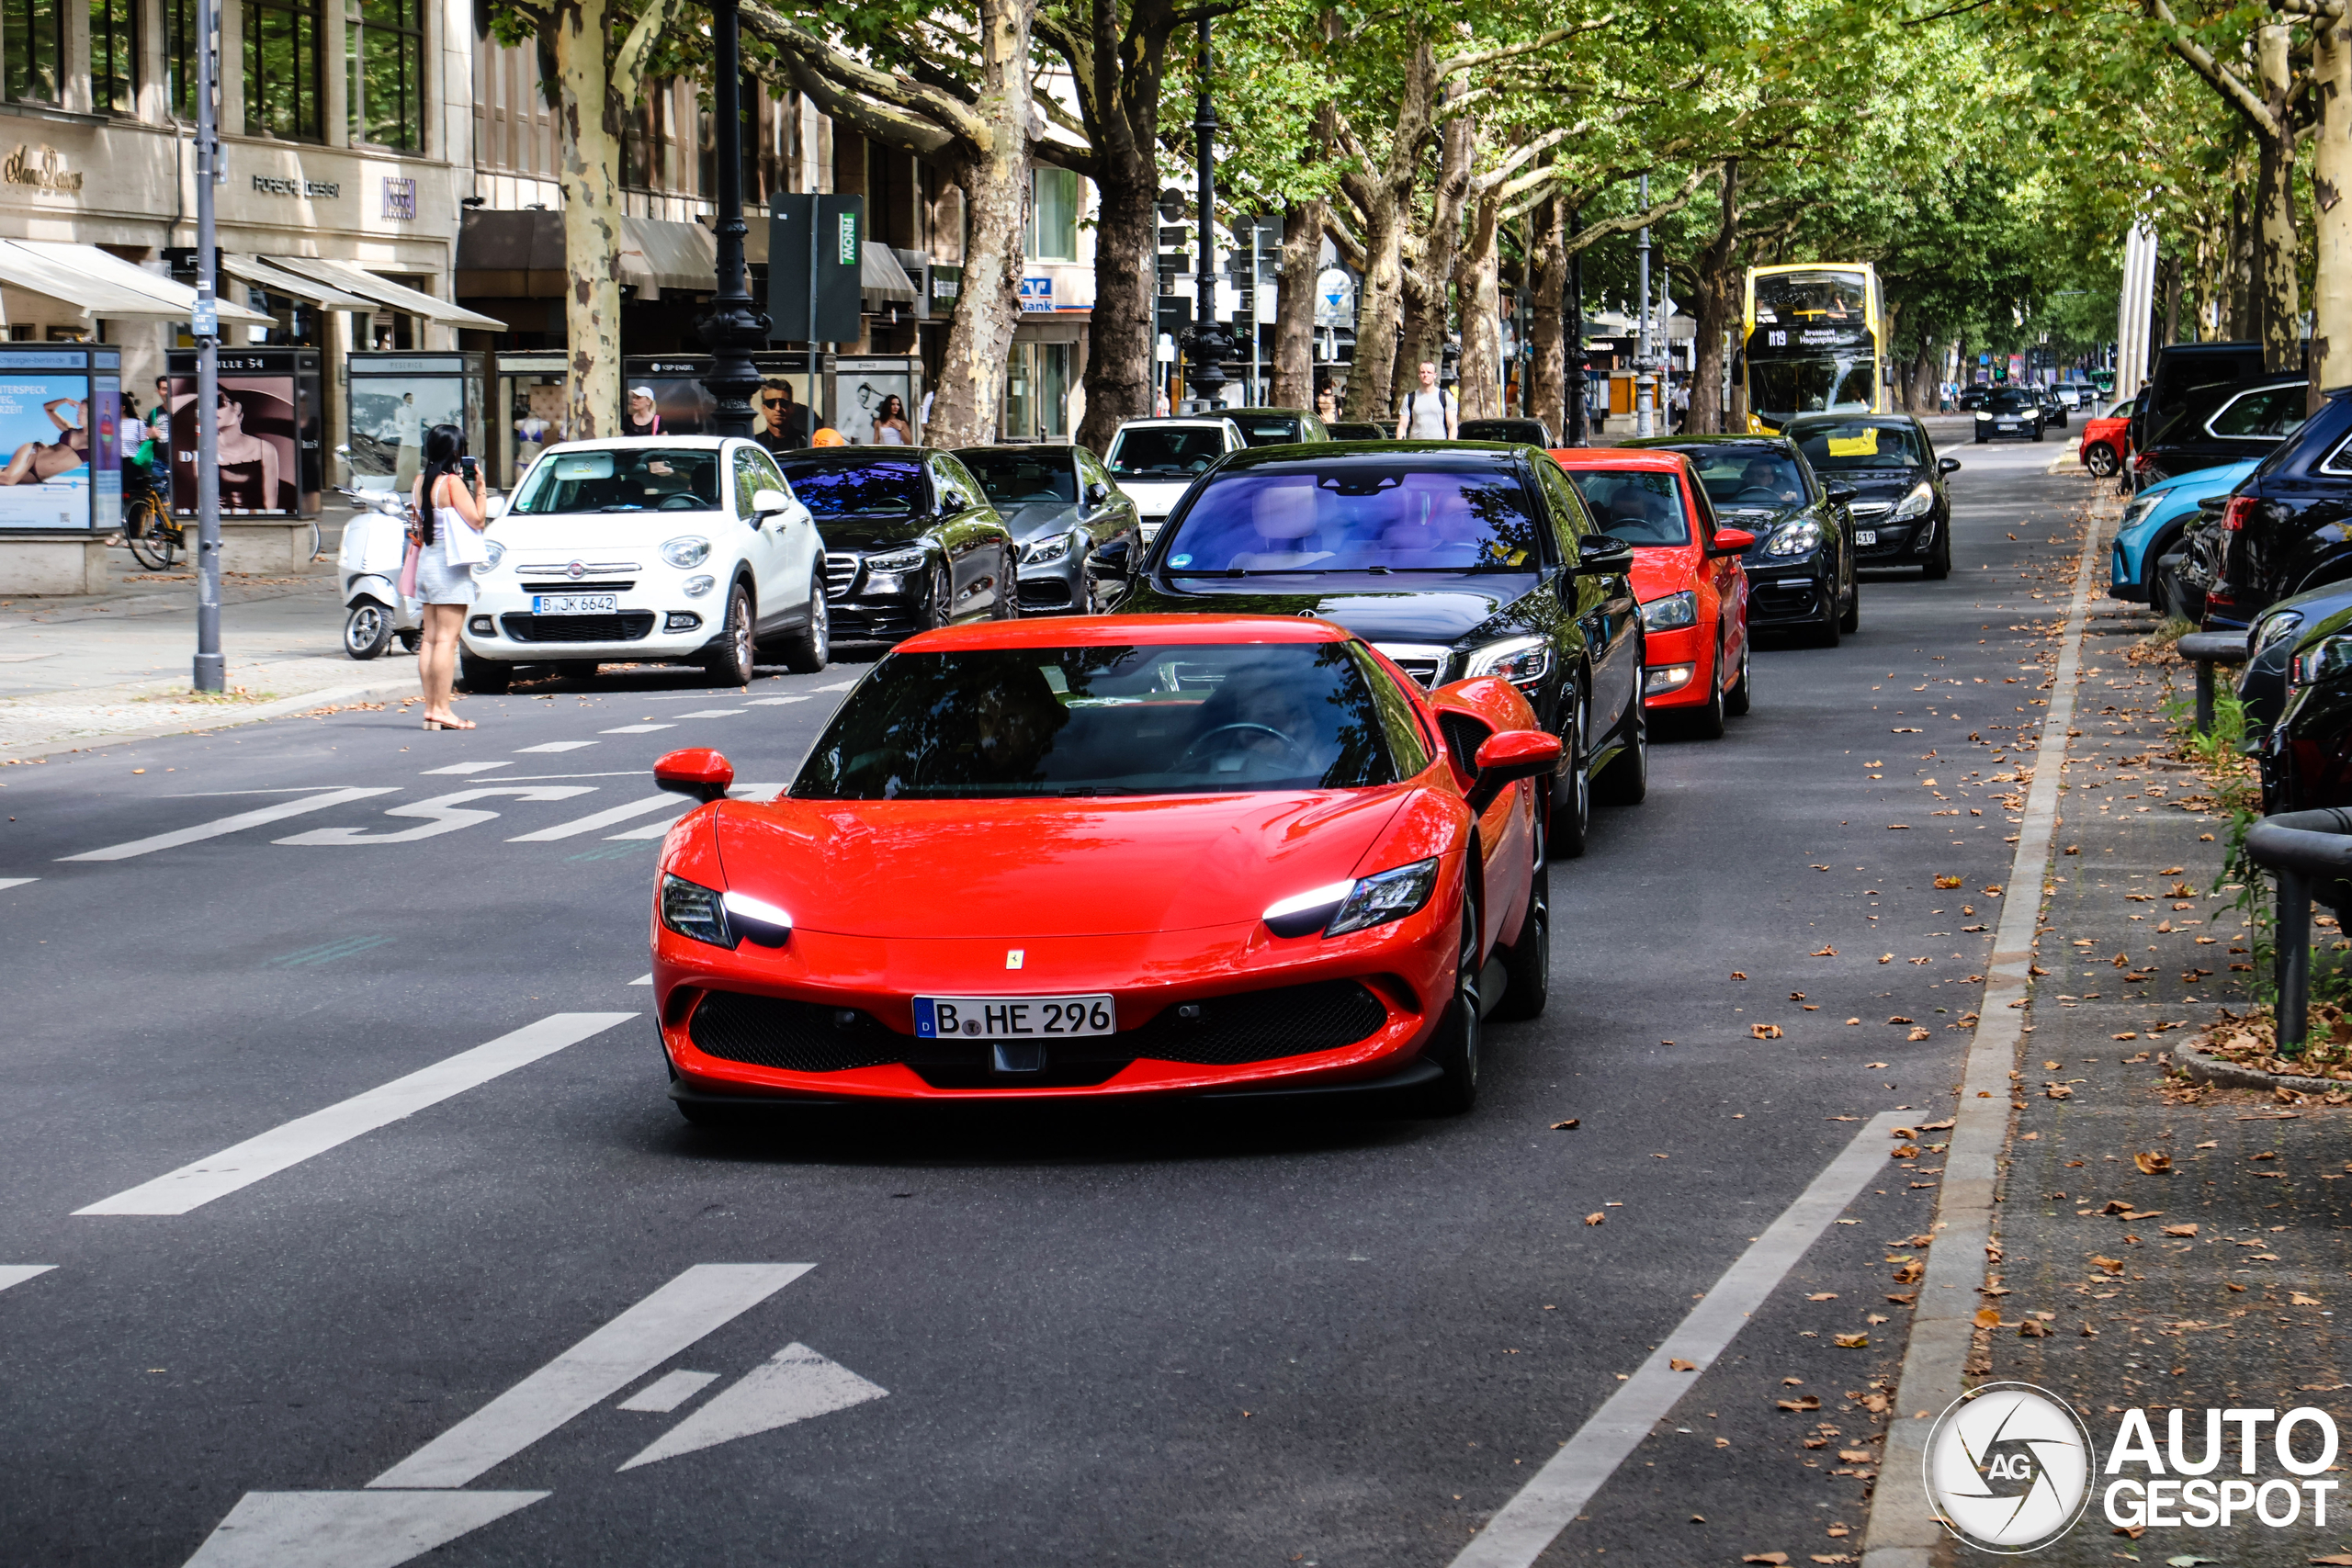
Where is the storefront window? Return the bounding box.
[347,0,422,150]
[5,0,63,103]
[243,0,322,141]
[90,0,135,113]
[1001,342,1071,442]
[166,0,196,117]
[1028,167,1078,261]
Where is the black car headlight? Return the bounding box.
[662,873,733,948]
[865,546,927,574]
[1765,520,1824,558]
[1463,633,1552,686]
[1890,481,1934,522]
[2294,633,2352,687]
[1640,590,1697,632]
[1022,532,1078,567]
[1261,857,1441,939]
[2255,611,2304,654]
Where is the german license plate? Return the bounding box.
[533,593,618,615]
[915,994,1115,1039]
[1854,529,1878,546]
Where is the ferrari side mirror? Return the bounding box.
[654,747,735,804]
[1466,728,1563,814]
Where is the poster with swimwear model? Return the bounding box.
[0,374,93,530]
[168,375,298,515]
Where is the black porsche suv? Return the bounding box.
[1106,441,1646,857]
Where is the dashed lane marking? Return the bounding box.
[1449,1112,1910,1568]
[0,876,36,891]
[514,741,597,753]
[746,695,809,706]
[0,1264,56,1294]
[507,795,683,842]
[74,1012,637,1216]
[276,787,597,846]
[60,788,399,862]
[601,724,673,734]
[671,709,744,719]
[262,935,395,968]
[628,974,651,987]
[420,761,511,775]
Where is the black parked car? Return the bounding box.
[1783,412,1961,579]
[1956,385,1991,411]
[2132,374,2307,491]
[2240,581,2352,738]
[2258,595,2352,818]
[1625,434,1860,645]
[1972,387,2046,443]
[1113,442,1645,856]
[952,444,1140,615]
[2182,386,2352,633]
[2031,385,2069,429]
[1222,407,1333,446]
[776,449,1021,641]
[1458,418,1556,446]
[1326,421,1386,441]
[2128,340,2266,473]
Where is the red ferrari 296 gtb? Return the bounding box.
[649,615,1560,1119]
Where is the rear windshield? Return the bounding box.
[792,642,1401,799]
[777,459,925,518]
[1108,427,1226,477]
[1234,415,1306,446]
[1561,469,1689,546]
[510,447,722,513]
[1160,461,1544,574]
[1458,420,1549,444]
[956,449,1077,505]
[1794,422,1926,470]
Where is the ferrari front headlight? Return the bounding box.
[1325,857,1442,937]
[661,873,733,948]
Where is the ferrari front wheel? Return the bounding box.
[1419,894,1483,1114]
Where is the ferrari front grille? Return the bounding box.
[1129,979,1388,1066]
[689,993,911,1073]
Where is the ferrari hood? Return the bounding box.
[713,787,1414,938]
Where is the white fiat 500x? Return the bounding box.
[458,438,827,692]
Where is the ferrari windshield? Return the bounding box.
[510,447,722,513]
[1793,422,1926,470]
[777,459,926,518]
[792,642,1402,799]
[1561,469,1689,546]
[1159,460,1544,574]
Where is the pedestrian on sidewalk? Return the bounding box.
[405,423,487,731]
[1395,361,1458,440]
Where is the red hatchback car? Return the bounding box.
[648,615,1561,1120]
[1549,448,1754,736]
[2079,396,2132,479]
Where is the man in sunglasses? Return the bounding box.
[754,378,813,456]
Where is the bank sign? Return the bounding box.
[1922,1385,2342,1553]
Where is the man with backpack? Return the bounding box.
[1394,361,1458,440]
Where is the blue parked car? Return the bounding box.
[2109,457,2257,618]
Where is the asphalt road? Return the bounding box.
[0,431,2089,1568]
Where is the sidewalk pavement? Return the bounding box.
[1953,598,2350,1564]
[0,512,419,759]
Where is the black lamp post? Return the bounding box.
[698,0,769,439]
[1180,16,1230,409]
[1565,206,1588,446]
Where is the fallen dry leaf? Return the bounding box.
[1833,1332,1868,1348]
[2113,1032,2139,1041]
[1731,971,1748,980]
[1907,1027,1931,1041]
[2133,1151,2172,1175]
[1888,1016,1915,1025]
[1877,953,1894,964]
[1743,1555,1789,1566]
[1751,1023,1784,1039]
[1783,1376,1804,1385]
[2161,1224,2198,1237]
[1806,1292,1838,1302]
[1813,944,1838,957]
[1934,874,1962,888]
[1670,1358,1698,1371]
[1973,1306,2001,1328]
[2091,1256,2125,1275]
[1891,1145,1920,1159]
[1777,1396,1821,1413]
[1846,1017,1862,1026]
[2293,1292,2324,1307]
[1866,1061,1890,1069]
[1551,1119,1580,1130]
[1585,1213,1605,1226]
[1838,1449,1872,1462]
[2018,1320,2051,1338]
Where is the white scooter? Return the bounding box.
[335,483,423,660]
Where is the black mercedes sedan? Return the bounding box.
[1112,441,1646,857]
[1785,412,1961,579]
[1623,434,1860,645]
[2182,386,2352,633]
[952,444,1140,615]
[776,449,1021,642]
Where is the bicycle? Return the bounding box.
[122,474,180,571]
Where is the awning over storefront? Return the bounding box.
[0,241,272,323]
[222,254,377,310]
[617,216,718,299]
[265,255,508,330]
[456,209,566,299]
[860,244,917,304]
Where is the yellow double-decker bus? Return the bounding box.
[1740,262,1886,431]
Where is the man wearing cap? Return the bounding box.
[624,386,662,437]
[754,378,813,454]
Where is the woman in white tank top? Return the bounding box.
[409,423,488,731]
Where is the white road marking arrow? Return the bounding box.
[60,787,397,861]
[618,1342,887,1470]
[180,1490,548,1568]
[275,786,596,845]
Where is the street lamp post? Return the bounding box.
[1634,175,1655,439]
[191,0,222,692]
[698,0,769,439]
[1180,16,1230,411]
[1566,206,1587,445]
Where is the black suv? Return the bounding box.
[1109,441,1645,856]
[2182,387,2352,632]
[2132,374,2307,491]
[1783,412,1961,579]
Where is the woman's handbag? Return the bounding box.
[397,535,421,599]
[438,506,488,567]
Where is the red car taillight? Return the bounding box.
[2132,450,2153,471]
[2222,495,2256,532]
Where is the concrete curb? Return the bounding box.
[0,672,423,763]
[1858,493,2109,1566]
[2175,1045,2352,1096]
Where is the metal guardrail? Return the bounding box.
[2243,807,2352,1051]
[2177,630,2251,734]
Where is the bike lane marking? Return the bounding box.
[421,761,510,776]
[604,782,783,837]
[506,795,682,842]
[275,786,596,845]
[0,876,35,891]
[73,1012,637,1216]
[1449,1111,1910,1568]
[515,741,596,753]
[58,787,398,862]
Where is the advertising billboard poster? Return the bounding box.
[832,358,921,446]
[91,376,119,530]
[345,355,481,495]
[620,358,716,436]
[0,370,95,529]
[168,370,300,515]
